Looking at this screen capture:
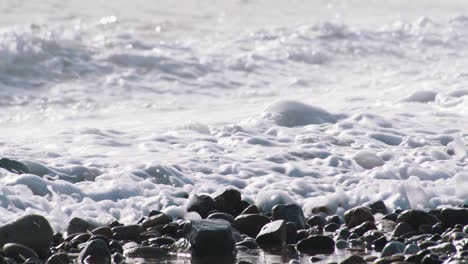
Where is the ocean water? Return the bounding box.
[0,0,467,234]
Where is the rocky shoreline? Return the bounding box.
[0,188,466,264]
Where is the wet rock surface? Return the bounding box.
[0,193,465,264]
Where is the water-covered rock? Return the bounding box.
[185,219,235,257]
[396,210,439,230]
[271,204,306,229]
[234,214,270,238]
[78,239,111,264]
[0,214,53,258]
[0,158,30,174]
[256,220,286,250]
[187,194,215,219]
[296,235,335,255]
[344,207,375,228]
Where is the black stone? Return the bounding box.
[0,158,30,174]
[296,235,335,255]
[344,207,374,228]
[327,215,342,225]
[46,253,71,264]
[368,200,388,215]
[2,243,39,263]
[382,213,398,222]
[92,227,113,238]
[439,208,468,228]
[256,220,286,250]
[396,210,439,230]
[187,195,216,219]
[78,239,111,264]
[234,214,270,238]
[341,254,367,264]
[0,214,53,258]
[272,204,306,230]
[307,215,327,228]
[111,225,142,241]
[67,217,95,235]
[373,236,388,252]
[350,221,377,236]
[326,222,341,232]
[185,219,235,258]
[207,212,235,223]
[141,213,172,229]
[241,205,259,215]
[213,189,243,217]
[236,239,259,250]
[286,222,297,244]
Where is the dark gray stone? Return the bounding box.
[344,207,375,228]
[393,222,414,237]
[236,239,259,249]
[0,158,29,174]
[207,212,235,223]
[381,241,406,257]
[396,210,439,230]
[111,225,142,241]
[213,189,243,217]
[78,239,111,264]
[234,214,270,238]
[187,195,215,219]
[271,204,306,229]
[296,235,335,255]
[286,222,297,244]
[350,221,377,236]
[241,205,259,215]
[256,220,286,250]
[0,214,53,258]
[185,219,235,258]
[439,208,468,228]
[67,217,95,235]
[92,227,113,238]
[369,201,388,215]
[341,254,366,264]
[307,215,327,228]
[2,243,39,263]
